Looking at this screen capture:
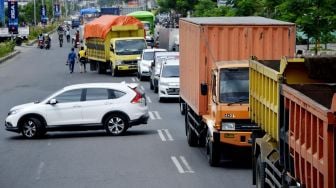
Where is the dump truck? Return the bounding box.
[127,11,155,36]
[179,17,296,166]
[250,56,336,188]
[84,15,147,76]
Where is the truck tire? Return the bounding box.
[206,131,220,166]
[186,114,198,147]
[256,155,268,188]
[98,62,106,74]
[90,61,97,71]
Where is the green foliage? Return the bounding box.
[193,0,230,17]
[28,23,58,40]
[0,41,16,58]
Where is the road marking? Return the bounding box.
[149,111,161,120]
[132,78,136,82]
[36,161,45,180]
[135,78,139,82]
[47,140,51,146]
[171,156,194,174]
[140,86,145,91]
[154,111,162,119]
[180,156,194,173]
[164,129,173,141]
[157,130,166,141]
[171,156,185,173]
[157,129,174,141]
[146,96,152,103]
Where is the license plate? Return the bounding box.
[224,133,235,138]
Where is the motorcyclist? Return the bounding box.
[37,33,44,48]
[44,34,51,49]
[66,28,70,43]
[58,26,64,47]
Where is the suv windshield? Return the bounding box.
[161,65,179,77]
[143,52,154,60]
[115,39,146,55]
[219,68,249,103]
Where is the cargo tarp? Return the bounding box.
[84,15,143,39]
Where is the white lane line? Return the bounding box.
[47,140,51,146]
[149,111,155,120]
[154,111,162,119]
[180,156,194,173]
[135,78,139,82]
[140,86,145,91]
[132,78,136,82]
[36,161,45,180]
[146,96,152,103]
[164,129,174,141]
[171,156,185,173]
[157,130,166,141]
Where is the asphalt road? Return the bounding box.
[0,31,253,188]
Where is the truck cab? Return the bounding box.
[109,37,147,75]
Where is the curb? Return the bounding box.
[0,50,20,64]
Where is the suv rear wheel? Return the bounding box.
[104,114,128,136]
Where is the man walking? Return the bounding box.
[78,46,87,73]
[67,48,77,73]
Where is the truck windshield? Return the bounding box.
[219,68,249,103]
[161,65,179,78]
[115,39,146,55]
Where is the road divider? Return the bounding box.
[157,129,174,141]
[171,156,194,174]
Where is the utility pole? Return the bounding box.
[33,0,36,25]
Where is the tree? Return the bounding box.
[193,0,230,17]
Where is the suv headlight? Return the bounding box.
[221,122,235,130]
[8,109,21,116]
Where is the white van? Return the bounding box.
[137,48,166,81]
[158,59,180,102]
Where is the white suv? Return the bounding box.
[158,59,180,102]
[5,83,149,138]
[137,48,166,81]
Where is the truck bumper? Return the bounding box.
[218,131,252,147]
[117,65,138,71]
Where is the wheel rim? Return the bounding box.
[23,120,36,138]
[107,117,125,134]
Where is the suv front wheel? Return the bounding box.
[104,114,128,136]
[21,117,46,138]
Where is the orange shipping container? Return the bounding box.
[179,17,296,116]
[283,84,336,188]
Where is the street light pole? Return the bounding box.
[33,0,36,25]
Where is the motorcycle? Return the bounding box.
[45,40,50,50]
[38,40,44,49]
[59,35,63,47]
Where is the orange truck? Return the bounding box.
[250,56,336,188]
[179,17,296,166]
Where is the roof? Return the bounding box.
[84,15,143,39]
[128,11,155,18]
[63,82,132,90]
[181,16,294,26]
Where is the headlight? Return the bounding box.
[115,60,123,65]
[221,122,235,130]
[8,109,21,116]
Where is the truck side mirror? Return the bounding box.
[110,46,114,52]
[200,83,208,95]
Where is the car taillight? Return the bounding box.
[131,89,142,104]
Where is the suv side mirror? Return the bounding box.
[49,99,58,105]
[200,83,208,96]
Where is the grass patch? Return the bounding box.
[28,23,58,40]
[0,41,16,58]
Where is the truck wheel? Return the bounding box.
[98,62,106,74]
[206,131,220,166]
[256,155,268,188]
[186,114,198,147]
[90,61,97,71]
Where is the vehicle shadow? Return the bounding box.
[7,129,158,140]
[159,98,179,103]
